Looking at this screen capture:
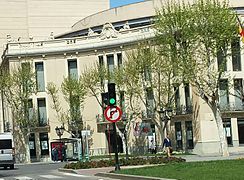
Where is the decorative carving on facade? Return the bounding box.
[100,22,119,40]
[120,21,130,32]
[88,28,98,36]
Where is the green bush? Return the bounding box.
[64,156,185,169]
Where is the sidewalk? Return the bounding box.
[58,153,244,180]
[181,153,244,162]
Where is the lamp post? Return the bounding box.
[158,107,173,140]
[55,126,65,141]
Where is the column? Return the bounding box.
[231,118,239,147]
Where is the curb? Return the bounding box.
[95,172,176,180]
[58,168,78,174]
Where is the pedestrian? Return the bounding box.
[150,139,156,154]
[163,134,172,157]
[61,145,66,162]
[51,146,55,161]
[52,146,59,162]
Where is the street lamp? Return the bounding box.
[55,126,65,141]
[158,107,173,121]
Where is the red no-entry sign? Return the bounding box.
[104,106,122,123]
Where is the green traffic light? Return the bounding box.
[109,98,116,105]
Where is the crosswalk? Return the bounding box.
[0,172,93,180]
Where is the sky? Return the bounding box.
[110,0,145,8]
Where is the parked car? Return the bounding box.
[0,132,15,169]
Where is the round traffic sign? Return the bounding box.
[104,106,122,123]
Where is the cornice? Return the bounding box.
[4,25,155,58]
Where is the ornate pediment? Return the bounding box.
[100,22,119,40]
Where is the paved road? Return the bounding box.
[0,162,113,180]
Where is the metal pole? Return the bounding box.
[124,130,129,161]
[113,122,120,171]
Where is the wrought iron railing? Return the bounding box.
[175,105,193,115]
[219,102,244,112]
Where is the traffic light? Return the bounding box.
[108,83,116,106]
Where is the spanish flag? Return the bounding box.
[237,16,244,43]
[239,26,244,43]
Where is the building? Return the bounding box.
[1,0,244,162]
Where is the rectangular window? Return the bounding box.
[217,47,227,71]
[223,119,232,146]
[175,122,183,150]
[174,87,181,114]
[120,91,126,119]
[68,59,78,79]
[37,98,47,126]
[21,62,31,92]
[231,38,241,71]
[146,88,154,118]
[234,79,243,110]
[28,99,34,122]
[98,55,104,67]
[107,55,114,75]
[238,119,244,144]
[184,83,192,113]
[185,121,194,149]
[0,140,12,149]
[219,79,229,110]
[35,62,45,92]
[39,133,49,156]
[117,53,122,68]
[98,56,104,85]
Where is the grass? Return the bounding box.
[116,159,244,180]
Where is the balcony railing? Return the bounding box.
[175,105,193,115]
[219,103,244,112]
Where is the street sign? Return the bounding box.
[104,106,122,123]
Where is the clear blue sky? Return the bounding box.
[110,0,145,8]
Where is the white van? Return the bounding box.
[0,132,15,169]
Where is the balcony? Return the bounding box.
[219,103,244,112]
[175,105,193,115]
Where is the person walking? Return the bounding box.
[61,145,66,162]
[163,134,172,157]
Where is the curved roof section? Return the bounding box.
[71,0,155,32]
[57,0,244,38]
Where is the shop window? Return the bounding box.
[238,119,244,144]
[223,119,232,146]
[29,133,36,158]
[39,133,49,156]
[185,121,194,149]
[175,122,183,150]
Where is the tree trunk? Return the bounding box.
[213,107,229,157]
[24,136,31,163]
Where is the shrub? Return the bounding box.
[64,156,185,169]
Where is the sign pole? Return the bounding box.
[113,122,120,171]
[104,105,122,171]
